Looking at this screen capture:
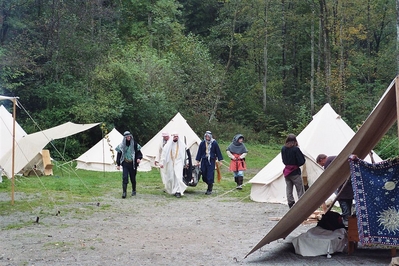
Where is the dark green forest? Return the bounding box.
[0,0,398,159]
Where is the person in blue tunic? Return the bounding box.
[195,131,224,195]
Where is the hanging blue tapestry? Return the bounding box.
[349,157,399,246]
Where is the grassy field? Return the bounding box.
[0,142,281,216]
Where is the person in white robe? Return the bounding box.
[159,132,187,198]
[154,132,170,185]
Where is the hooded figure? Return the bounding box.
[226,134,248,189]
[159,132,187,198]
[115,131,143,198]
[195,131,224,195]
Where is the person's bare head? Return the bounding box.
[316,154,328,166]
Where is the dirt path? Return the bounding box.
[0,191,394,266]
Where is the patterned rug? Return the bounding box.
[349,157,399,246]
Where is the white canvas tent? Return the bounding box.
[138,112,201,171]
[0,105,27,160]
[249,103,381,204]
[0,121,99,178]
[75,128,123,172]
[245,76,399,258]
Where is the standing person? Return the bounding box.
[154,132,170,186]
[316,154,353,226]
[226,134,248,190]
[281,134,306,208]
[159,132,187,198]
[195,131,224,195]
[116,131,143,198]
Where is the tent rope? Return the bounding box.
[7,100,101,218]
[376,136,398,156]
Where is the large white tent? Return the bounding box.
[138,112,201,171]
[0,105,27,160]
[0,121,99,178]
[75,128,123,172]
[249,103,381,204]
[246,76,399,259]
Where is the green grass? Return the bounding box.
[0,142,281,215]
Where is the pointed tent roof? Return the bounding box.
[75,128,123,172]
[0,105,27,160]
[138,112,201,171]
[249,103,381,203]
[0,122,99,177]
[245,77,399,258]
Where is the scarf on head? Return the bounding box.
[162,136,186,163]
[204,131,215,162]
[227,134,248,155]
[116,133,136,164]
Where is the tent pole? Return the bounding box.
[11,98,16,205]
[396,75,399,150]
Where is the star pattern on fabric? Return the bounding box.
[349,157,399,246]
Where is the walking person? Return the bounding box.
[155,132,170,186]
[195,131,224,195]
[226,134,248,190]
[116,131,143,198]
[281,134,306,208]
[159,132,187,198]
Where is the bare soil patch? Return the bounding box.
[0,189,394,266]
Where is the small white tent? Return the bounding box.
[138,112,201,171]
[249,103,382,204]
[0,122,99,178]
[75,128,123,172]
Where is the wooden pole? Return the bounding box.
[11,98,16,205]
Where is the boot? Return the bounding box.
[205,183,213,195]
[131,190,136,196]
[236,176,243,190]
[234,176,238,185]
[122,183,127,198]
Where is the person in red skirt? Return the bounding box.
[226,134,248,190]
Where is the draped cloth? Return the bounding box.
[349,157,399,246]
[160,137,187,195]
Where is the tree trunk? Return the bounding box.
[338,1,346,114]
[263,1,269,113]
[310,0,315,114]
[209,4,238,122]
[319,0,331,104]
[281,0,287,96]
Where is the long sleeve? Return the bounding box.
[116,151,122,166]
[195,141,205,162]
[296,148,305,167]
[214,141,223,161]
[155,142,163,163]
[226,150,234,159]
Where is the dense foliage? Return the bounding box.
[0,0,398,158]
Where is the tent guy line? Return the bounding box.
[1,98,102,213]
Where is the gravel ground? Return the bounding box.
[0,188,396,266]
